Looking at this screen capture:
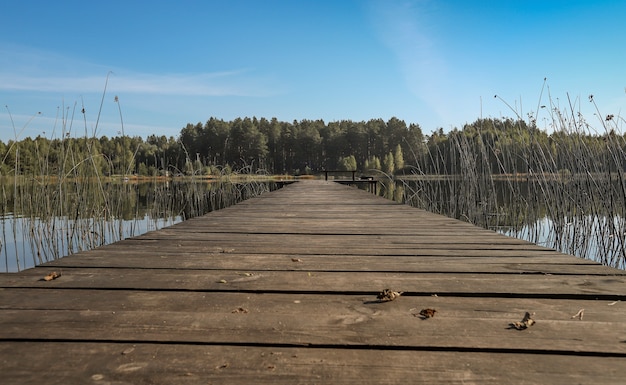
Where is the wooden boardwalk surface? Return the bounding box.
[1,179,626,384]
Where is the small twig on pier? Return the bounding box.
[571,309,584,320]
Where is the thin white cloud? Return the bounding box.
[367,0,504,131]
[0,108,178,141]
[368,1,452,123]
[0,71,272,97]
[0,44,280,97]
[111,71,269,96]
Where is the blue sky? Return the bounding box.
[1,0,625,142]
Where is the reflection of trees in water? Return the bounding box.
[0,180,273,272]
[385,178,626,270]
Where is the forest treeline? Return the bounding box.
[1,115,625,177]
[0,117,422,176]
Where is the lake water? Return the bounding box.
[0,179,273,272]
[0,214,182,272]
[498,215,626,270]
[2,178,625,272]
[379,178,626,270]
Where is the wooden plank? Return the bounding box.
[132,232,538,246]
[40,253,612,274]
[45,243,603,261]
[1,289,624,354]
[71,240,562,253]
[152,216,510,235]
[55,238,567,255]
[2,268,625,297]
[3,342,625,385]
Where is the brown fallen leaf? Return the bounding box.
[509,312,536,330]
[42,271,61,281]
[377,289,403,302]
[232,307,249,314]
[417,308,437,319]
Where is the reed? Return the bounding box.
[397,91,626,269]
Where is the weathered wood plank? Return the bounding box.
[3,342,625,385]
[64,239,564,254]
[41,253,611,274]
[44,243,603,261]
[2,267,625,298]
[1,289,624,354]
[132,232,539,247]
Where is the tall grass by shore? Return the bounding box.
[393,91,626,270]
[1,93,273,272]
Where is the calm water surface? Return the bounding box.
[3,178,625,272]
[1,214,182,272]
[1,180,272,272]
[379,179,626,270]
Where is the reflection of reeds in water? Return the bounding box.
[1,173,272,272]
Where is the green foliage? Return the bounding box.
[393,144,404,172]
[364,155,381,171]
[383,152,395,174]
[0,117,423,176]
[337,155,357,171]
[8,114,626,182]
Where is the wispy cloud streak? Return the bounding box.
[0,71,268,96]
[0,44,278,97]
[367,0,452,124]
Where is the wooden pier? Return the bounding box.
[1,180,626,384]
